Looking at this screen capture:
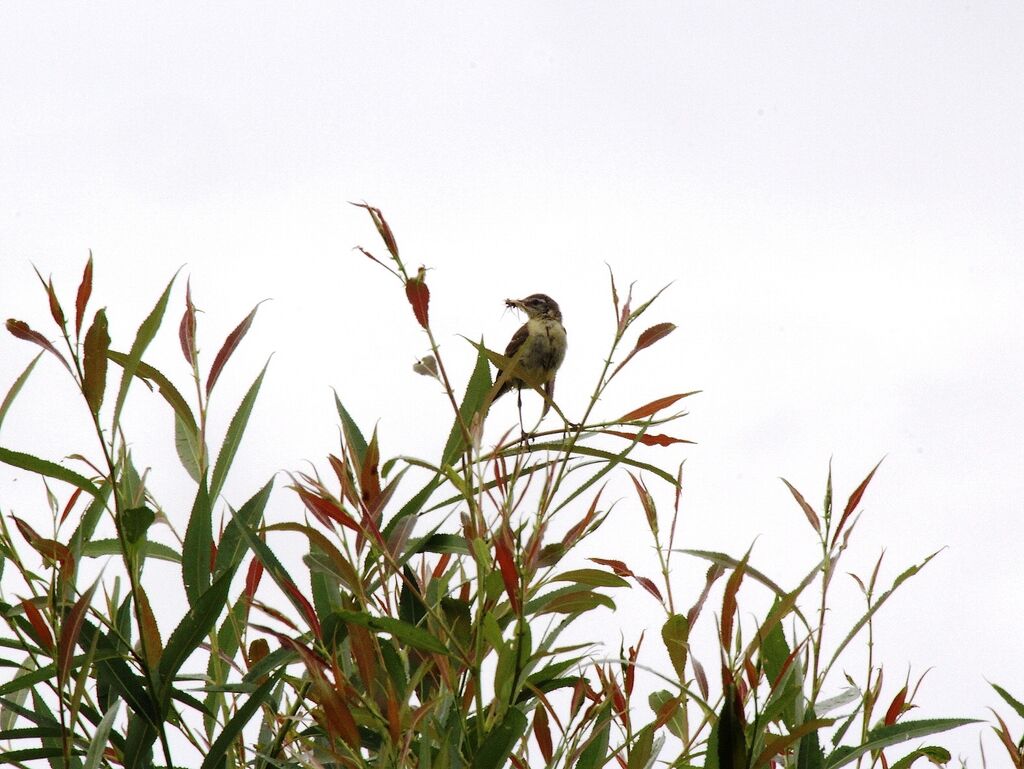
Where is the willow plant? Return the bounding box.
[0,206,980,769]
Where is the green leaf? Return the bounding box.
[107,349,200,437]
[577,707,612,769]
[84,702,121,769]
[69,480,112,561]
[332,610,449,655]
[182,480,212,607]
[112,273,178,430]
[175,413,204,482]
[991,682,1024,720]
[0,447,99,497]
[158,570,234,706]
[470,706,528,769]
[442,341,491,467]
[889,746,951,769]
[662,614,689,681]
[553,568,630,588]
[209,360,269,503]
[83,308,110,414]
[200,672,283,769]
[334,392,369,467]
[0,352,42,434]
[80,538,181,564]
[213,479,274,577]
[825,719,980,768]
[121,506,155,545]
[535,590,615,616]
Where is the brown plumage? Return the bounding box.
[495,294,567,416]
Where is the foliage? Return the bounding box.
[0,209,981,768]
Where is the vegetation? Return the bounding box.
[0,205,996,767]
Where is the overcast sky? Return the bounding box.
[2,3,1022,762]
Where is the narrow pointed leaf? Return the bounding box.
[206,302,263,397]
[182,480,212,607]
[405,268,430,328]
[58,579,100,687]
[112,273,178,429]
[75,252,94,338]
[824,719,980,768]
[781,477,821,533]
[199,672,283,769]
[5,320,73,374]
[0,447,99,496]
[0,352,42,434]
[831,459,883,549]
[179,280,197,366]
[442,341,492,467]
[209,361,268,502]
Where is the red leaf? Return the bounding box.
[604,429,695,447]
[59,487,84,526]
[244,557,263,600]
[692,656,709,700]
[563,485,605,547]
[34,268,66,329]
[635,576,664,602]
[75,252,93,338]
[494,529,520,613]
[633,322,676,352]
[619,391,700,422]
[721,557,748,650]
[364,204,400,258]
[6,320,73,374]
[590,557,634,578]
[58,580,98,685]
[628,472,658,535]
[405,268,430,329]
[687,564,724,627]
[780,478,821,533]
[884,685,908,725]
[206,302,263,396]
[21,599,53,650]
[831,459,884,549]
[281,578,322,640]
[533,701,553,762]
[179,280,197,366]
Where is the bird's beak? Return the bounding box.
[505,298,526,311]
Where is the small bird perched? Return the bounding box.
[495,293,567,422]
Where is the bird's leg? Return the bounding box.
[516,389,527,439]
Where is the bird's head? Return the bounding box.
[506,293,562,321]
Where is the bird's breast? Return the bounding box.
[522,318,567,380]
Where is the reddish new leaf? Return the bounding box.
[33,268,66,330]
[59,487,84,526]
[884,685,908,725]
[635,576,664,602]
[619,391,700,422]
[628,472,658,536]
[590,557,633,578]
[179,280,197,366]
[281,578,322,640]
[206,302,263,397]
[405,268,430,329]
[244,557,264,601]
[720,556,748,650]
[59,581,97,686]
[831,459,884,549]
[494,529,520,613]
[633,322,676,352]
[604,429,694,447]
[6,320,73,374]
[533,706,553,763]
[75,253,93,337]
[780,477,821,533]
[21,598,53,650]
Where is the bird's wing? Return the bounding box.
[495,322,530,400]
[503,323,529,358]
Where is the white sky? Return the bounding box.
[1,2,1022,763]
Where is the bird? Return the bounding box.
[494,293,567,426]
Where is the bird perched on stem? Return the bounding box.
[494,293,567,428]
